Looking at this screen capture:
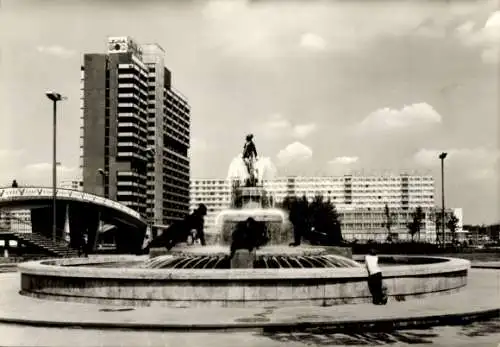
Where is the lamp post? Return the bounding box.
[46,91,65,242]
[439,152,447,248]
[97,168,108,198]
[96,169,109,251]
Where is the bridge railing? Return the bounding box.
[0,187,142,221]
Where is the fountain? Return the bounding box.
[144,148,356,269]
[17,137,470,308]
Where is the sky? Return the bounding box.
[0,0,499,224]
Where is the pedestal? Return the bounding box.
[230,249,255,268]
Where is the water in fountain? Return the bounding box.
[227,153,277,185]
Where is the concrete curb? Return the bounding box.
[0,264,17,272]
[0,307,498,333]
[472,266,500,269]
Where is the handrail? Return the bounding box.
[0,187,143,222]
[30,234,68,247]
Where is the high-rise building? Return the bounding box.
[81,37,190,226]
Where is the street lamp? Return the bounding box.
[439,152,447,248]
[46,91,65,242]
[96,168,109,252]
[97,168,108,198]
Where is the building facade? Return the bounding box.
[190,174,462,242]
[81,37,190,226]
[60,179,84,191]
[190,179,232,231]
[0,209,31,234]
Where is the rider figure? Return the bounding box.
[242,134,258,180]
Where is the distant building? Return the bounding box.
[81,36,191,226]
[462,222,499,244]
[0,209,31,233]
[59,179,83,191]
[190,174,464,242]
[190,179,232,232]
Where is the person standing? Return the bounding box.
[365,249,387,305]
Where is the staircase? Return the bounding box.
[13,232,79,257]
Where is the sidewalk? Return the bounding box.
[471,261,500,269]
[0,268,498,331]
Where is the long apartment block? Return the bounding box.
[189,174,462,242]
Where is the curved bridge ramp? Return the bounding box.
[0,187,147,255]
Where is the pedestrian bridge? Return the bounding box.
[0,187,147,254]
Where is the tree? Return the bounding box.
[308,195,324,233]
[281,195,309,246]
[281,194,343,246]
[308,195,343,245]
[446,212,460,243]
[383,203,394,241]
[280,195,294,211]
[407,206,425,241]
[326,200,343,245]
[433,209,444,245]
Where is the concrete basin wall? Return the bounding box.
[18,256,470,308]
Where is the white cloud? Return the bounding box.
[200,1,280,59]
[455,20,476,36]
[202,0,246,20]
[482,11,500,43]
[0,149,24,185]
[20,163,78,185]
[189,138,208,154]
[413,147,500,181]
[266,113,291,130]
[261,114,317,139]
[481,46,499,64]
[276,141,313,166]
[36,45,75,58]
[329,156,359,165]
[299,33,327,51]
[468,168,497,180]
[414,147,499,166]
[455,11,500,64]
[293,123,317,139]
[358,102,442,133]
[199,2,464,59]
[0,149,23,158]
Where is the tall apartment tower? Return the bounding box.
[81,37,190,226]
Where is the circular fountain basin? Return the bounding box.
[18,254,470,308]
[171,245,326,256]
[149,245,360,269]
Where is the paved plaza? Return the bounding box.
[1,318,500,346]
[0,263,498,346]
[0,268,499,330]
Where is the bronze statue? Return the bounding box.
[242,134,258,186]
[148,204,207,250]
